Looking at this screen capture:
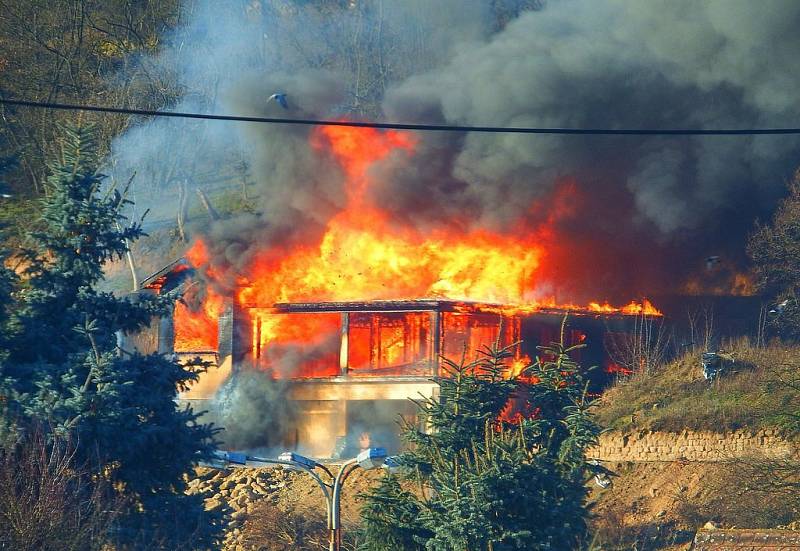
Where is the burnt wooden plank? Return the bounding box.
[268,299,505,314]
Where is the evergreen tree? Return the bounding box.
[0,159,19,443]
[359,319,600,550]
[0,124,222,549]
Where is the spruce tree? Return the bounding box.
[0,163,19,443]
[0,124,222,549]
[359,319,601,550]
[0,264,14,443]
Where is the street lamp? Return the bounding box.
[210,448,387,551]
[329,447,387,550]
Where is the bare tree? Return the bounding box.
[606,312,673,377]
[686,306,715,351]
[0,428,122,551]
[0,0,184,196]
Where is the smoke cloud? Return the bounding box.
[375,0,800,298]
[110,0,800,300]
[210,369,298,451]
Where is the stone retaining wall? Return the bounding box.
[588,429,799,462]
[693,528,800,550]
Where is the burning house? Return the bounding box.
[130,258,657,457]
[100,0,793,468]
[122,124,667,458]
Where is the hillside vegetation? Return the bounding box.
[595,339,800,434]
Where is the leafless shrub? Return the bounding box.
[589,503,628,548]
[755,303,769,349]
[606,312,674,378]
[698,456,800,528]
[736,456,800,501]
[0,428,121,551]
[686,306,715,352]
[589,504,689,551]
[240,498,359,551]
[241,499,327,550]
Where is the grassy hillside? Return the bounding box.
[595,340,800,434]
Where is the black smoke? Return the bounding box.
[110,1,800,301]
[372,1,800,299]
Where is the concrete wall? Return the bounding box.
[589,429,799,462]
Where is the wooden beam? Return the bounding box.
[431,311,441,377]
[339,312,349,375]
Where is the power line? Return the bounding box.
[2,97,800,136]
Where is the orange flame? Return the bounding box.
[173,285,224,352]
[174,124,661,355]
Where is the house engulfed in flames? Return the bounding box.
[128,258,658,458]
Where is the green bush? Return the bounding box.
[359,322,601,550]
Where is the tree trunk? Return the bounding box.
[196,188,219,221]
[177,179,189,242]
[116,221,139,291]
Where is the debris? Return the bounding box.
[267,92,288,109]
[769,298,791,315]
[594,474,611,488]
[589,459,613,488]
[703,521,719,530]
[701,351,735,381]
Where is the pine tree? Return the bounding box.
[359,319,601,550]
[0,162,19,444]
[0,124,222,549]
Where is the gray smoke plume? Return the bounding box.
[211,369,298,451]
[109,0,800,300]
[208,330,339,450]
[109,0,503,284]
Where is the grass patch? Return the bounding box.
[595,339,800,433]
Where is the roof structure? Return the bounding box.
[140,260,650,323]
[268,299,506,314]
[140,257,191,290]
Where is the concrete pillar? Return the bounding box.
[218,299,253,372]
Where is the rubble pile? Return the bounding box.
[186,466,299,550]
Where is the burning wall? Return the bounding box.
[137,264,647,457]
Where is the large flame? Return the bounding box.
[174,124,660,355]
[173,288,224,352]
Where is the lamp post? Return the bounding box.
[210,447,387,551]
[329,447,388,550]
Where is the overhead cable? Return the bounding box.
[2,97,800,136]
